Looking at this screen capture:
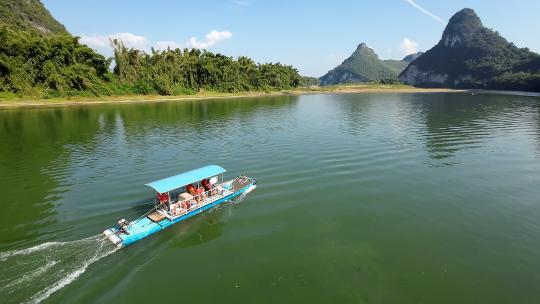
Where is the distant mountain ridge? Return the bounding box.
[399,8,540,92]
[320,43,419,85]
[403,52,423,63]
[0,0,67,34]
[382,59,408,75]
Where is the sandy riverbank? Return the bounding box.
[0,86,467,109]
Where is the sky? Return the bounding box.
[43,0,540,77]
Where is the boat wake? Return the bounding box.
[0,235,118,304]
[229,185,256,206]
[229,193,247,205]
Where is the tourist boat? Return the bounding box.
[103,165,256,247]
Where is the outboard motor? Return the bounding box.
[118,219,129,230]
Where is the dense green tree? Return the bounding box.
[0,26,110,97]
[0,27,304,98]
[110,39,302,95]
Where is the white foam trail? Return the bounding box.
[233,194,246,204]
[26,242,118,304]
[3,260,59,290]
[0,242,62,261]
[229,185,255,205]
[0,235,100,261]
[0,235,118,304]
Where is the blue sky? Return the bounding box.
[43,0,540,77]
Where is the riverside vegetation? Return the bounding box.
[0,26,306,99]
[1,1,540,102]
[0,1,308,99]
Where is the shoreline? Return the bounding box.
[0,86,536,109]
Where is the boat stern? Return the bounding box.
[103,228,124,247]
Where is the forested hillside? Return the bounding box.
[320,43,398,85]
[400,9,540,92]
[319,44,421,86]
[0,1,304,98]
[0,0,67,34]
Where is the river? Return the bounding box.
[1,92,539,303]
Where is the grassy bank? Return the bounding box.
[0,84,463,108]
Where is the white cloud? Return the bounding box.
[156,30,232,50]
[400,38,418,55]
[79,35,108,47]
[110,33,150,50]
[80,32,150,51]
[154,41,184,51]
[232,0,250,6]
[79,30,232,54]
[186,30,233,49]
[404,0,447,25]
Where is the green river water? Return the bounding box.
[1,92,540,303]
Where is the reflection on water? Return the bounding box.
[0,108,101,248]
[416,93,538,161]
[0,96,297,249]
[171,217,225,248]
[1,93,540,303]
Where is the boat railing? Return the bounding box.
[166,184,233,219]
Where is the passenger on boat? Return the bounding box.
[157,192,170,210]
[186,184,206,202]
[186,184,195,195]
[182,200,192,210]
[202,179,218,196]
[201,179,212,190]
[170,202,183,216]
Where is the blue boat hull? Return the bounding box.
[106,181,255,247]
